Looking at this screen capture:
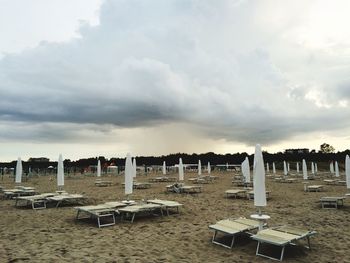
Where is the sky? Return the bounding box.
[1,0,350,162]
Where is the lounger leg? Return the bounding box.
[76,210,81,220]
[131,213,136,223]
[256,242,285,261]
[280,246,285,261]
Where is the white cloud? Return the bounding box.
[0,0,350,160]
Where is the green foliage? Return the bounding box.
[320,143,335,153]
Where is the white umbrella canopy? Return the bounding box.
[346,155,350,189]
[97,160,101,177]
[283,161,288,176]
[302,159,308,180]
[253,144,266,209]
[15,157,23,184]
[132,158,137,178]
[198,160,202,176]
[335,161,340,177]
[125,153,133,195]
[162,161,166,175]
[179,158,184,181]
[207,162,211,174]
[57,154,64,189]
[272,162,276,174]
[296,162,300,174]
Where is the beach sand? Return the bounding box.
[1,171,350,263]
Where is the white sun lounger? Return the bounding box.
[75,201,127,228]
[247,191,271,200]
[225,189,248,198]
[146,199,183,216]
[306,185,324,192]
[118,203,163,223]
[320,196,345,209]
[209,218,260,248]
[95,180,113,187]
[15,193,56,209]
[251,226,317,261]
[47,194,86,208]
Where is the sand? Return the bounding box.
[1,171,350,263]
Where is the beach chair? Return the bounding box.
[14,193,56,209]
[95,180,113,187]
[251,226,317,261]
[75,201,127,228]
[133,182,152,189]
[225,189,248,199]
[146,199,183,215]
[47,193,87,208]
[209,218,260,248]
[2,187,36,199]
[247,190,271,200]
[320,196,345,209]
[118,203,163,223]
[306,185,324,192]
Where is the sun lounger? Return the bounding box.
[146,199,183,215]
[306,185,324,192]
[251,226,316,261]
[149,176,177,183]
[95,180,113,187]
[247,191,271,200]
[225,189,248,199]
[14,193,56,209]
[323,179,337,185]
[166,184,202,194]
[75,201,127,227]
[47,193,87,208]
[337,180,346,186]
[2,188,36,199]
[118,203,163,223]
[209,218,260,248]
[122,182,152,189]
[188,177,208,184]
[320,196,345,209]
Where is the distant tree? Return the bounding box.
[320,143,335,153]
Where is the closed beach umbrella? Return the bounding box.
[245,157,251,183]
[311,162,315,174]
[287,163,290,173]
[330,162,334,174]
[198,160,202,176]
[346,155,350,189]
[315,163,318,174]
[97,160,101,177]
[296,162,299,174]
[283,161,287,176]
[253,144,266,209]
[15,157,22,184]
[302,159,308,180]
[179,158,184,181]
[207,162,211,174]
[125,153,133,195]
[266,163,269,173]
[272,162,276,174]
[132,158,137,178]
[335,161,340,177]
[162,161,166,175]
[57,154,64,189]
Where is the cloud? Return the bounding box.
[1,0,350,150]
